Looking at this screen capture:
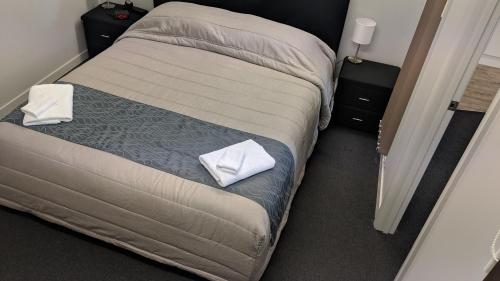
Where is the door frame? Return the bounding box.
[431,1,500,163]
[374,0,500,234]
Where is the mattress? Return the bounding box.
[0,3,336,280]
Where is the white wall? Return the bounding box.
[337,0,427,67]
[398,90,500,281]
[0,1,93,115]
[479,20,500,68]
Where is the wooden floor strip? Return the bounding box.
[458,64,500,112]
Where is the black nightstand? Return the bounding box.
[82,4,147,58]
[333,58,400,134]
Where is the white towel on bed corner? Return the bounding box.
[21,95,58,118]
[22,84,74,126]
[199,140,276,187]
[216,148,245,175]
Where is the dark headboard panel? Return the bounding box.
[153,0,350,53]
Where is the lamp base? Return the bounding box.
[101,2,116,9]
[347,56,363,64]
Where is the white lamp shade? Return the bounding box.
[352,18,376,45]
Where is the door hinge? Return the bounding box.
[448,100,460,111]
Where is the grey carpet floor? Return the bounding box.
[0,111,483,281]
[396,110,484,242]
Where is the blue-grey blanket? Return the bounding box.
[2,84,294,242]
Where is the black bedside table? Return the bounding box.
[82,4,147,58]
[333,58,400,134]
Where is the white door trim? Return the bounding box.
[374,0,500,234]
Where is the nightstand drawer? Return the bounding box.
[334,105,382,134]
[84,21,127,46]
[336,81,391,113]
[81,5,146,59]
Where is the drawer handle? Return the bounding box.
[358,97,371,102]
[352,117,364,122]
[100,34,111,39]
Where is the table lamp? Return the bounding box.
[101,0,116,9]
[348,18,377,64]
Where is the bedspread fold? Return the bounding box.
[118,1,336,129]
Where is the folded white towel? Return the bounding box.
[199,140,276,187]
[21,95,58,118]
[22,84,74,126]
[216,148,245,175]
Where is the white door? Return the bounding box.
[374,0,500,234]
[395,88,500,281]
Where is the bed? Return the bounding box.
[0,1,348,280]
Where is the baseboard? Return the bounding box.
[0,50,88,118]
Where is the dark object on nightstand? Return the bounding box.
[333,57,400,134]
[81,4,147,59]
[113,10,130,20]
[124,0,134,11]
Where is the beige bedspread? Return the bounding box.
[0,3,335,280]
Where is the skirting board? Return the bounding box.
[0,50,88,119]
